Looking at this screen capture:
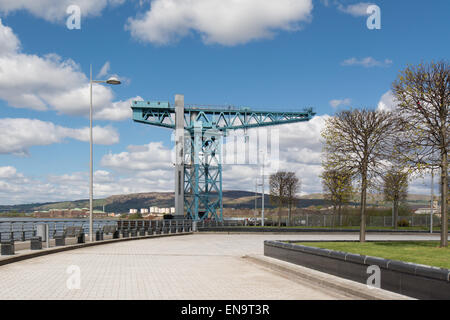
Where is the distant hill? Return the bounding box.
[0,190,329,213]
[0,191,432,214]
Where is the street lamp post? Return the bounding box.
[89,65,121,242]
[430,168,434,234]
[258,151,266,227]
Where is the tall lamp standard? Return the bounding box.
[258,150,266,227]
[89,65,121,242]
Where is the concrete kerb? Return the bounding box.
[263,240,450,299]
[243,254,412,300]
[264,240,450,282]
[0,232,194,267]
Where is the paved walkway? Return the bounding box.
[0,233,441,300]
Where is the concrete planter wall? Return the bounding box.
[264,240,450,300]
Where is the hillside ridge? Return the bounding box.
[0,191,431,213]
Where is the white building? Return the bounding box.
[140,208,149,214]
[150,207,158,213]
[129,209,138,214]
[415,200,440,215]
[414,208,440,215]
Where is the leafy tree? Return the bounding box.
[269,171,288,227]
[321,169,353,226]
[392,60,449,247]
[322,109,402,242]
[382,168,409,229]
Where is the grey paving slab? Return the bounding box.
[0,233,443,300]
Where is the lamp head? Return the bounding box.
[106,77,121,85]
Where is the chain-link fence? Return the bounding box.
[231,214,446,228]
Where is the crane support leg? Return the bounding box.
[174,94,185,218]
[185,122,223,221]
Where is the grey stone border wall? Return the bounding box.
[264,240,450,300]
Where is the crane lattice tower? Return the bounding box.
[131,94,315,221]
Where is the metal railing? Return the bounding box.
[0,219,194,242]
[201,215,447,229]
[117,219,193,230]
[0,219,117,242]
[1,216,444,241]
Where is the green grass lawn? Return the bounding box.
[294,241,450,269]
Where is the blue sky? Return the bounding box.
[0,0,448,204]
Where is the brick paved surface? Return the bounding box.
[0,233,441,300]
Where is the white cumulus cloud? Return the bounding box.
[99,115,329,195]
[377,90,398,112]
[0,19,133,121]
[126,0,313,46]
[101,141,173,172]
[0,166,19,179]
[341,57,392,68]
[0,18,20,55]
[0,113,436,204]
[0,118,119,156]
[329,98,351,108]
[97,61,111,78]
[94,96,144,121]
[0,0,126,22]
[337,2,374,17]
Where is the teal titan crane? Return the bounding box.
[131,94,315,221]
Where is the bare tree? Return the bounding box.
[382,168,408,230]
[285,172,301,226]
[322,109,401,242]
[392,60,449,247]
[321,168,353,226]
[269,171,288,227]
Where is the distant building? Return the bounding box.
[33,207,101,218]
[150,207,158,213]
[140,208,149,214]
[415,200,440,215]
[415,208,440,215]
[129,209,138,214]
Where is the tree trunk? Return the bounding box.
[360,171,367,242]
[288,204,291,227]
[393,199,399,230]
[440,148,448,247]
[278,202,282,227]
[338,204,342,227]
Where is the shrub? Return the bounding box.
[397,219,410,227]
[128,213,143,220]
